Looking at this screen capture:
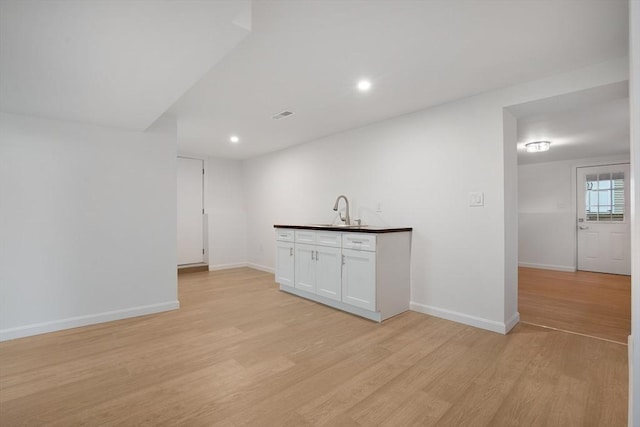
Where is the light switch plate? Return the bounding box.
[469,192,484,207]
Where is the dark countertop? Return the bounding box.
[274,224,412,233]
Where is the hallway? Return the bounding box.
[519,267,631,344]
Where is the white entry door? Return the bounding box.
[576,164,630,275]
[177,157,204,265]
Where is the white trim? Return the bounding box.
[630,334,635,427]
[410,301,518,334]
[207,263,274,273]
[0,301,180,342]
[177,156,206,265]
[518,262,576,273]
[247,263,275,274]
[505,312,520,333]
[630,2,640,424]
[208,262,248,271]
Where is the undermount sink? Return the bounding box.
[309,223,368,228]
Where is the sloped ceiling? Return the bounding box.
[171,0,629,159]
[0,0,251,130]
[0,1,629,160]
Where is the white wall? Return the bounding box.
[503,110,519,329]
[518,155,630,272]
[242,57,628,334]
[0,112,179,341]
[205,156,247,270]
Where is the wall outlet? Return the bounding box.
[468,192,484,207]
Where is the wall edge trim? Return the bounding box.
[505,312,521,333]
[410,301,514,334]
[208,263,248,271]
[246,263,275,274]
[518,262,576,272]
[0,300,180,342]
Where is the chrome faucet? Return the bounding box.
[333,195,351,225]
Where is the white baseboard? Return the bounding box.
[0,300,180,342]
[505,312,520,333]
[518,262,576,272]
[629,334,634,426]
[208,263,248,271]
[410,301,518,334]
[208,262,274,274]
[247,263,275,274]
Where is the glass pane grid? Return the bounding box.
[584,171,625,222]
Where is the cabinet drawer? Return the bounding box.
[275,229,294,242]
[295,230,316,244]
[316,231,341,248]
[342,233,376,251]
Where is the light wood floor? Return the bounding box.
[519,267,631,344]
[0,268,628,426]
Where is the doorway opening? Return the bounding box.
[508,81,631,343]
[177,156,207,273]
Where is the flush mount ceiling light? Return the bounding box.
[229,135,240,143]
[357,79,372,92]
[525,141,550,153]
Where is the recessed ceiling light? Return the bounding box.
[357,79,372,92]
[525,141,551,153]
[230,135,240,143]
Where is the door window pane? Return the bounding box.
[584,171,625,222]
[597,173,611,189]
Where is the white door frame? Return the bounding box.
[630,3,640,424]
[569,158,631,271]
[177,155,207,265]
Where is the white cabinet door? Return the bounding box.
[295,244,316,293]
[342,249,376,311]
[275,241,295,288]
[315,246,342,301]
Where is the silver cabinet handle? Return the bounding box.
[342,255,345,265]
[579,225,589,230]
[315,251,318,261]
[311,250,314,260]
[290,247,293,256]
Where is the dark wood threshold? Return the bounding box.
[177,263,208,275]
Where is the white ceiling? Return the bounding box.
[0,1,251,130]
[0,1,629,159]
[171,0,628,159]
[512,82,630,165]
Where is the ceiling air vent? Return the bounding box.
[272,111,294,120]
